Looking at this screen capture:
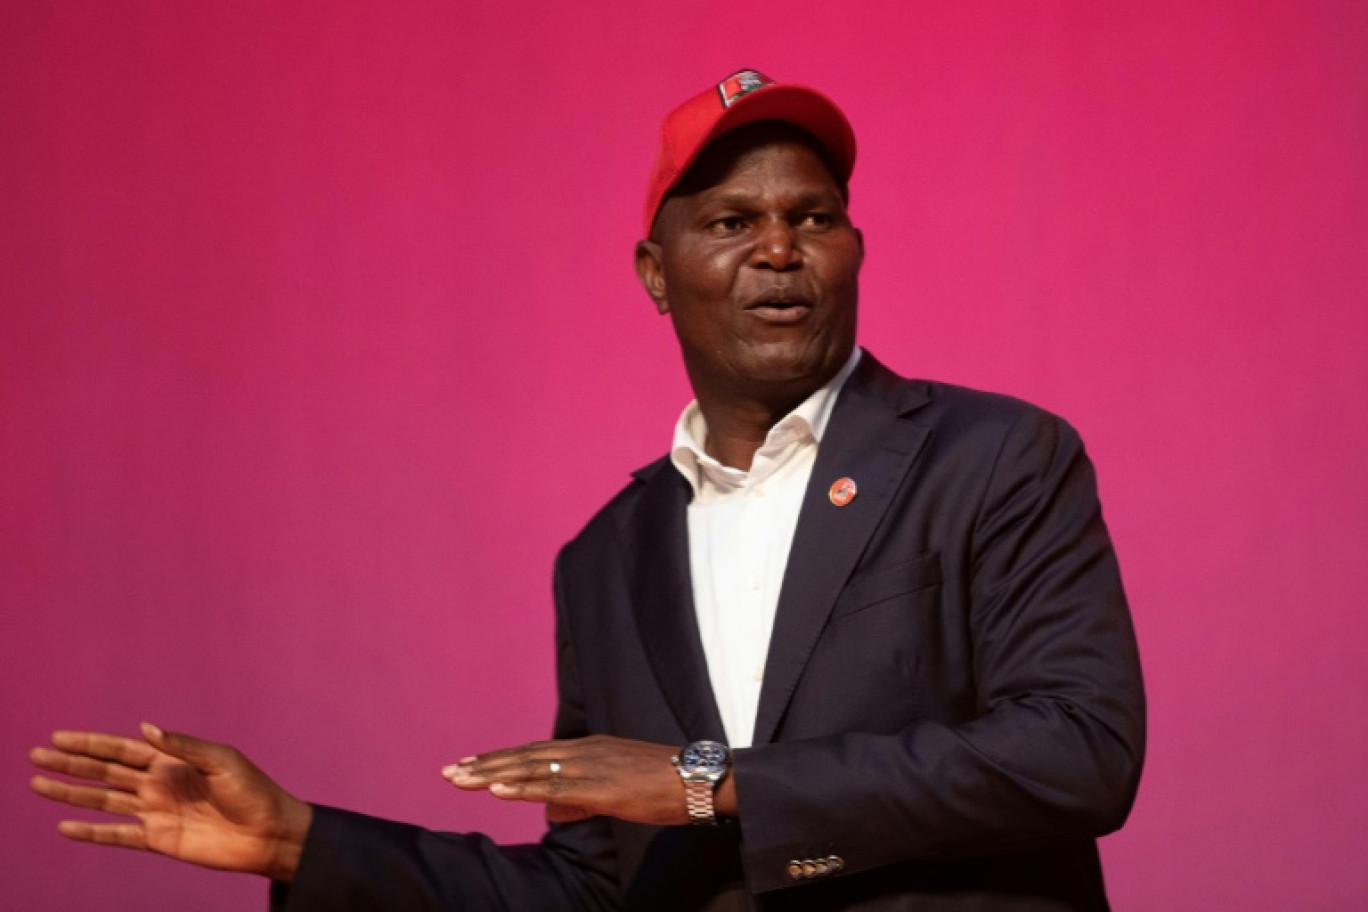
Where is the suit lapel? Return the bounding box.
[752,356,932,745]
[627,461,728,742]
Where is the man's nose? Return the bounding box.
[750,217,801,270]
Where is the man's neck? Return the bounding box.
[683,348,860,472]
[694,396,799,472]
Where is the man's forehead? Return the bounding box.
[665,123,847,207]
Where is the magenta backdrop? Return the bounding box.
[4,3,1366,909]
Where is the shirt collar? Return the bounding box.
[670,347,863,495]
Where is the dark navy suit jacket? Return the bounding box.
[275,353,1145,911]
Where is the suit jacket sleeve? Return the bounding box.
[732,403,1145,893]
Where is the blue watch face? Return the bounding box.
[682,741,728,772]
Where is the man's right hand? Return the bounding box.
[29,723,312,882]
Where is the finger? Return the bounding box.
[488,773,575,803]
[31,775,143,816]
[30,748,142,791]
[476,739,559,756]
[139,722,234,774]
[476,743,576,776]
[49,731,156,770]
[56,819,149,851]
[443,770,488,790]
[461,740,567,767]
[442,757,541,789]
[454,753,570,788]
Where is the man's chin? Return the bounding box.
[683,339,853,405]
[733,346,846,394]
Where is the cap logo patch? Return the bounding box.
[717,69,773,108]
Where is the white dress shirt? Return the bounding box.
[669,348,861,748]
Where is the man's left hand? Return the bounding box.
[443,735,732,825]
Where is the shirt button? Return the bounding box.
[749,577,762,591]
[752,666,764,683]
[751,484,766,498]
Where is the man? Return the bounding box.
[30,70,1145,910]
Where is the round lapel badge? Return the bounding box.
[828,477,857,507]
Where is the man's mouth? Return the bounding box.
[746,288,813,323]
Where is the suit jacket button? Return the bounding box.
[814,859,830,875]
[801,860,817,878]
[786,861,804,881]
[828,854,845,872]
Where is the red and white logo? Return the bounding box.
[717,70,774,108]
[828,477,858,507]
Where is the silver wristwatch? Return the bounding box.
[671,740,731,824]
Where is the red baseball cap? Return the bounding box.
[642,69,857,236]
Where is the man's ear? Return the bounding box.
[634,240,670,315]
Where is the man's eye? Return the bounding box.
[801,213,833,229]
[711,216,745,233]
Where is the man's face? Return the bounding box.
[636,124,863,409]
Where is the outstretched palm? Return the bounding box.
[30,724,312,881]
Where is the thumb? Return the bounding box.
[546,803,592,823]
[141,722,233,773]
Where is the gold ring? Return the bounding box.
[548,760,562,778]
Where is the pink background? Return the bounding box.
[4,2,1366,909]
